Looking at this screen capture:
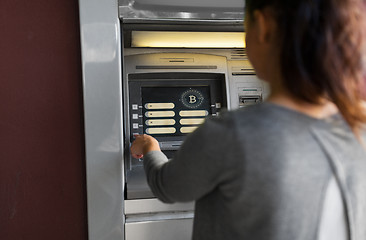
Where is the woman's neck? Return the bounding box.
[267,88,338,119]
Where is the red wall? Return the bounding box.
[0,0,88,239]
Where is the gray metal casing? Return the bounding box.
[78,0,269,240]
[119,0,244,23]
[78,0,124,239]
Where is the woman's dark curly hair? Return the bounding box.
[245,0,366,134]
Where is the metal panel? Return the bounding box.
[78,0,124,239]
[125,199,194,215]
[125,219,193,240]
[227,60,269,109]
[118,0,244,22]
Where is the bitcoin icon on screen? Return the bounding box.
[181,89,204,109]
[188,95,197,104]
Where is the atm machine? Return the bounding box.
[121,32,269,240]
[79,0,269,239]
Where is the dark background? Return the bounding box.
[0,0,88,239]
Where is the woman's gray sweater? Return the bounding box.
[143,102,366,240]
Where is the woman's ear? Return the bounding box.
[253,9,275,44]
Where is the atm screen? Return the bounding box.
[128,72,226,143]
[142,86,211,137]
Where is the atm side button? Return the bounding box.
[132,104,138,110]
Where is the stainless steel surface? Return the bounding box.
[125,219,193,240]
[78,0,124,239]
[126,166,154,199]
[126,212,194,223]
[124,53,229,74]
[123,48,247,61]
[227,60,270,109]
[125,198,194,215]
[119,0,244,22]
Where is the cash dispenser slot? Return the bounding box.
[239,95,262,107]
[237,87,263,108]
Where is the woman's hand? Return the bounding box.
[130,134,161,159]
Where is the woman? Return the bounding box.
[131,0,366,239]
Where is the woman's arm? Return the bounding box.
[130,115,236,203]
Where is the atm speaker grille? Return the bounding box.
[230,49,247,60]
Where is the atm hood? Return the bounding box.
[118,0,245,26]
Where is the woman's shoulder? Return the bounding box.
[221,102,293,126]
[201,103,279,136]
[212,102,328,138]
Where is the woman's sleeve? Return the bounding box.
[143,114,235,203]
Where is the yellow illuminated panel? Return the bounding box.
[179,110,208,117]
[180,118,205,125]
[145,103,175,109]
[180,126,198,134]
[132,31,246,48]
[146,119,176,126]
[146,111,175,118]
[146,127,176,134]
